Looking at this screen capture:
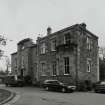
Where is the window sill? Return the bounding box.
[51,50,56,52]
[87,71,91,73]
[52,75,56,76]
[64,74,70,75]
[41,75,47,76]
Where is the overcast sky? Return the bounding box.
[0,0,105,70]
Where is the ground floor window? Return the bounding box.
[64,57,70,74]
[87,59,91,72]
[52,62,56,76]
[41,63,46,75]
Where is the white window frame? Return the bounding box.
[40,43,46,54]
[51,40,56,51]
[87,37,92,50]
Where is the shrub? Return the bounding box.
[24,75,32,86]
[77,80,93,91]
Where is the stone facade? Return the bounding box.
[11,23,99,85]
[11,52,17,75]
[16,38,37,77]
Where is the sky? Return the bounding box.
[0,0,105,70]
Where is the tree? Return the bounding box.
[0,70,6,75]
[0,35,6,57]
[0,35,9,74]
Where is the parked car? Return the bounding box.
[42,79,76,93]
[4,75,24,87]
[94,81,105,93]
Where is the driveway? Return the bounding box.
[1,84,105,105]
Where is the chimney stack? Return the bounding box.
[47,27,52,35]
[80,23,86,29]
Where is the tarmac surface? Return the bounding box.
[1,84,105,105]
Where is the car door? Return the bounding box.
[51,81,60,91]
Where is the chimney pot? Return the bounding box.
[81,23,86,29]
[47,27,52,35]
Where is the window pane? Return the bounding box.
[64,57,70,74]
[41,63,46,75]
[51,40,56,51]
[87,59,91,72]
[52,62,56,75]
[64,33,71,44]
[87,37,91,50]
[40,43,46,54]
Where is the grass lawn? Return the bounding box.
[0,89,11,103]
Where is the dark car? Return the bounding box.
[42,80,76,93]
[94,81,105,93]
[4,75,24,87]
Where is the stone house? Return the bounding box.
[11,23,99,85]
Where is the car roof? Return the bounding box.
[44,80,59,82]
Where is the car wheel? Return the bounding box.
[94,89,99,93]
[69,90,74,93]
[45,87,49,91]
[19,83,23,87]
[61,88,66,93]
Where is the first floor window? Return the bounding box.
[40,43,46,54]
[52,62,56,75]
[64,33,71,45]
[51,40,56,51]
[87,37,92,50]
[14,58,17,68]
[21,56,24,68]
[64,57,70,74]
[87,59,91,72]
